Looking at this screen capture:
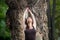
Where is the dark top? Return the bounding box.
[25,27,36,40]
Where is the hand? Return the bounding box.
[26,7,32,14]
[26,7,29,11]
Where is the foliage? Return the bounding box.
[50,0,60,40]
[0,0,11,40]
[55,0,60,39]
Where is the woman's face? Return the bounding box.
[27,17,33,26]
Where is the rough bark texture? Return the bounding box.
[6,0,49,40]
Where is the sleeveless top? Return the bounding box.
[25,27,36,40]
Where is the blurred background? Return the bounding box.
[0,0,11,40]
[0,0,60,40]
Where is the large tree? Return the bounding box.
[6,0,49,40]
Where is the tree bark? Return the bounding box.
[6,0,49,40]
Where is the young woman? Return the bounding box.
[25,17,36,40]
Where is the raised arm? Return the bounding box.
[28,8,36,30]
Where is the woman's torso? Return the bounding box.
[25,27,36,40]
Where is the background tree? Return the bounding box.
[5,0,49,40]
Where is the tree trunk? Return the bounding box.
[51,0,56,40]
[6,0,49,40]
